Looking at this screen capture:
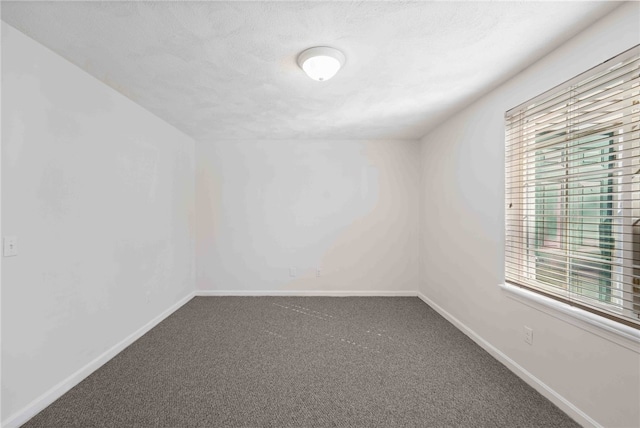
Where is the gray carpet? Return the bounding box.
[23,297,579,427]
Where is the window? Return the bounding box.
[505,46,640,329]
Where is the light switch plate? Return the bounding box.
[3,236,18,257]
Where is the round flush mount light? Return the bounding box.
[297,46,345,81]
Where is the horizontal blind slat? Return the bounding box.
[507,46,640,116]
[505,73,640,132]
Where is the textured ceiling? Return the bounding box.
[1,1,621,141]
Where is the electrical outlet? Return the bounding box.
[524,326,533,345]
[3,236,18,257]
[289,267,297,277]
[316,267,321,277]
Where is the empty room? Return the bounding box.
[1,1,639,427]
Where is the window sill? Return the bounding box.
[500,282,640,353]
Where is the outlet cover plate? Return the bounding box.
[524,326,533,345]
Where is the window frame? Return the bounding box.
[505,45,640,330]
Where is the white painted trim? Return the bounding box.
[500,282,640,353]
[2,292,196,428]
[195,290,417,297]
[0,70,3,424]
[416,291,601,428]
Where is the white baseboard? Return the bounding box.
[2,292,196,428]
[416,292,600,428]
[195,290,417,297]
[12,290,582,428]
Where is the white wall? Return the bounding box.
[1,22,196,424]
[196,139,419,294]
[418,3,640,428]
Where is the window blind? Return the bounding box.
[505,45,640,329]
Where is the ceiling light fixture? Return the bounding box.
[297,46,345,82]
